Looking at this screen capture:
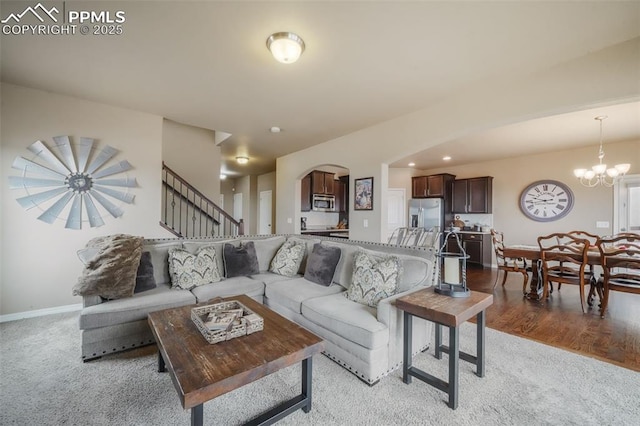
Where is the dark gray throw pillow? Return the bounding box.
[134,251,157,294]
[304,243,342,286]
[223,241,260,278]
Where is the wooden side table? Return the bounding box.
[396,288,493,409]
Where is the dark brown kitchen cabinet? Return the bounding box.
[311,171,335,195]
[411,173,455,198]
[451,176,493,213]
[301,174,311,212]
[334,180,347,213]
[445,232,492,268]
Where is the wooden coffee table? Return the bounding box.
[148,295,324,426]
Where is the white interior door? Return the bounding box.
[387,188,406,241]
[259,190,273,234]
[233,193,243,222]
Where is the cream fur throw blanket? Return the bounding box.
[73,234,144,300]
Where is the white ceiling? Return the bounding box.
[1,1,639,177]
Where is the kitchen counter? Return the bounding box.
[301,228,349,239]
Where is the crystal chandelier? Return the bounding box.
[573,116,630,187]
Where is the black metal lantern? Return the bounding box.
[434,229,470,298]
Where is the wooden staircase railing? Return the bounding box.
[161,162,243,238]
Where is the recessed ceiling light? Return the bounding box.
[270,126,281,133]
[443,156,452,161]
[408,162,415,167]
[236,156,249,164]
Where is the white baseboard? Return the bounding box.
[0,303,82,323]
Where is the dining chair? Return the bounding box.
[537,233,590,312]
[597,233,640,318]
[565,230,601,305]
[490,229,529,293]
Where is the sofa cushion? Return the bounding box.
[73,234,144,300]
[301,292,388,349]
[265,277,344,313]
[344,250,402,307]
[143,240,184,285]
[79,283,196,330]
[321,241,360,288]
[168,247,221,290]
[269,239,306,277]
[361,247,432,292]
[248,236,286,272]
[287,236,320,274]
[183,239,234,279]
[134,251,157,294]
[223,242,260,278]
[251,272,299,285]
[190,276,265,303]
[304,243,342,286]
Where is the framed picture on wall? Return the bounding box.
[354,177,373,210]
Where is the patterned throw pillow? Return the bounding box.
[344,250,402,307]
[168,246,221,290]
[270,240,306,277]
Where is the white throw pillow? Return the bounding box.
[168,246,221,290]
[344,249,402,307]
[269,239,306,277]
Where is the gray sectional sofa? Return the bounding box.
[78,234,435,385]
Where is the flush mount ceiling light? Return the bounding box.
[266,32,305,64]
[573,116,630,187]
[443,156,452,161]
[236,156,249,165]
[220,174,227,180]
[408,162,415,167]
[270,126,281,133]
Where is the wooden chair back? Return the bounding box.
[538,233,590,310]
[598,233,640,287]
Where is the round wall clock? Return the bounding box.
[519,180,574,222]
[9,136,137,229]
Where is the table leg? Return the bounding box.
[526,259,544,301]
[476,310,486,378]
[191,404,203,426]
[158,350,165,373]
[448,325,459,410]
[435,323,443,360]
[403,311,412,384]
[302,357,312,413]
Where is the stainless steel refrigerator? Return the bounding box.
[409,198,444,230]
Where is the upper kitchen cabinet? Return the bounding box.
[452,176,493,213]
[411,173,455,198]
[301,174,312,212]
[334,180,346,213]
[311,171,335,195]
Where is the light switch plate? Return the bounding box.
[596,221,609,228]
[287,217,292,224]
[363,219,368,228]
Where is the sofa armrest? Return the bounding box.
[82,295,102,308]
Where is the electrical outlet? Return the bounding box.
[287,217,292,224]
[363,219,368,228]
[596,221,609,228]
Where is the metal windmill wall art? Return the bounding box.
[9,136,137,229]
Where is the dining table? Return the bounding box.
[502,244,603,301]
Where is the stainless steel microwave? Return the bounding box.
[312,194,336,212]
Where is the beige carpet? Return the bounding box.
[1,311,638,425]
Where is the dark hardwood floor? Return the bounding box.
[466,268,640,372]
